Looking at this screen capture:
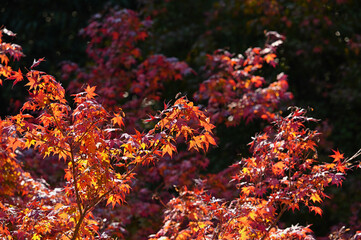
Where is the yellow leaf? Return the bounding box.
[310,193,322,203]
[32,234,41,240]
[59,212,69,220]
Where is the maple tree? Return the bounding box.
[194,31,292,126]
[0,27,216,239]
[138,1,361,233]
[150,108,361,240]
[138,0,361,160]
[58,7,298,237]
[59,10,215,237]
[61,8,193,131]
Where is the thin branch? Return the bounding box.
[346,148,361,163]
[69,145,83,215]
[261,204,287,240]
[73,119,100,149]
[71,210,87,240]
[46,103,68,139]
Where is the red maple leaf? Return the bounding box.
[31,57,45,69]
[330,149,344,162]
[6,68,23,86]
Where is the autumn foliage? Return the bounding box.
[0,26,216,239]
[61,9,193,131]
[149,108,351,240]
[1,4,361,239]
[194,31,292,125]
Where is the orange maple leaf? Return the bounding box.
[264,53,276,63]
[84,85,98,99]
[112,113,124,127]
[106,195,120,208]
[272,161,286,175]
[162,143,177,158]
[309,206,323,216]
[25,73,39,90]
[242,186,255,196]
[204,132,217,146]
